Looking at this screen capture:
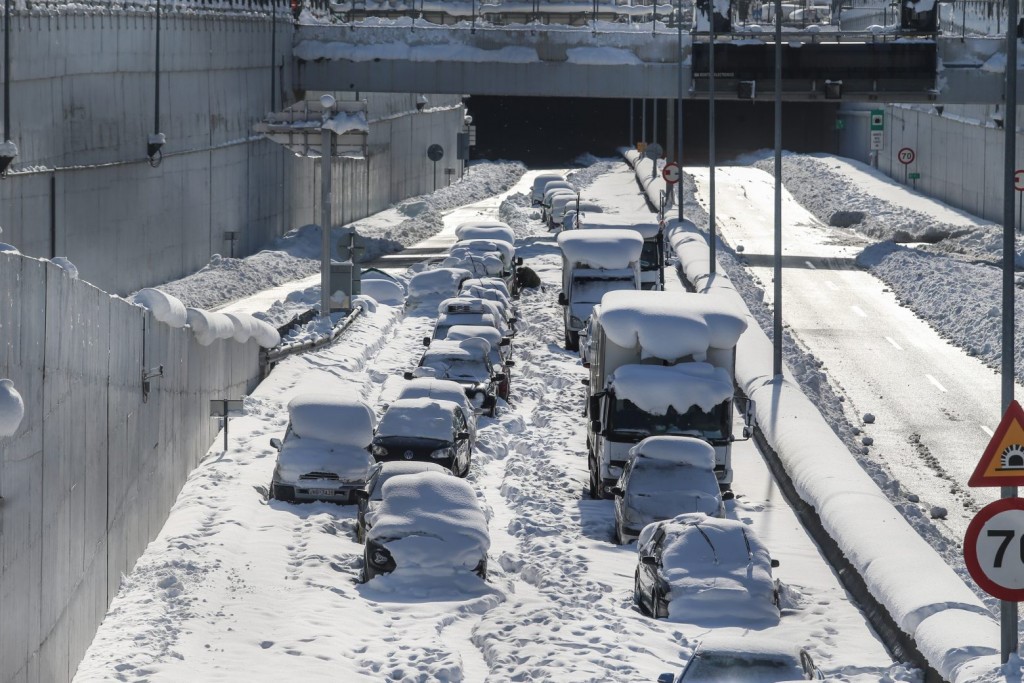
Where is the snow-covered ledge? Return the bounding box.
[664,222,1003,682]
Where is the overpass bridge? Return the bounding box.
[292,21,1014,104]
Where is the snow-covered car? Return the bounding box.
[440,324,514,399]
[460,282,516,319]
[354,461,452,542]
[659,635,824,681]
[407,267,472,305]
[561,202,604,230]
[460,276,514,304]
[269,394,376,504]
[610,437,727,544]
[450,238,521,292]
[542,187,577,221]
[371,397,475,476]
[634,513,780,623]
[406,338,503,416]
[391,376,478,436]
[432,297,513,339]
[531,173,565,205]
[550,197,603,230]
[362,471,490,581]
[454,221,516,246]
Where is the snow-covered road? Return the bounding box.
[75,167,901,682]
[689,166,1008,544]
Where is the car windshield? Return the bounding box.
[608,399,729,441]
[423,358,490,382]
[572,276,635,305]
[682,652,803,682]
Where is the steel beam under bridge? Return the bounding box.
[294,25,1015,104]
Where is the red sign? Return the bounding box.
[969,400,1024,487]
[662,162,681,185]
[964,498,1024,601]
[897,147,915,165]
[1015,169,1024,192]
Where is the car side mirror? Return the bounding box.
[457,431,470,441]
[771,559,780,568]
[500,337,511,347]
[742,425,753,439]
[641,555,658,567]
[509,317,518,325]
[590,419,602,435]
[581,378,590,387]
[423,336,431,346]
[516,256,523,266]
[558,292,568,306]
[608,485,624,497]
[353,489,370,502]
[403,371,414,380]
[269,437,282,451]
[505,360,516,367]
[494,373,508,383]
[582,361,590,369]
[657,675,675,683]
[722,489,735,501]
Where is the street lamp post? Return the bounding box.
[772,0,783,376]
[708,0,716,276]
[320,94,336,318]
[676,0,684,224]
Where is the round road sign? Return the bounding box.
[897,147,915,165]
[662,162,681,185]
[644,143,663,161]
[1015,169,1024,192]
[427,144,444,162]
[964,497,1024,601]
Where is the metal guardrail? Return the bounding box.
[260,306,364,375]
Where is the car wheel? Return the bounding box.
[565,330,579,352]
[588,458,601,500]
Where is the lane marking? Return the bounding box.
[925,374,948,393]
[805,260,817,270]
[885,336,904,351]
[851,305,867,318]
[981,425,994,437]
[825,281,839,291]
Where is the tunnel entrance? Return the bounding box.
[467,96,841,168]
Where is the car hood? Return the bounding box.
[275,437,374,483]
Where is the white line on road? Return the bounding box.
[825,281,839,291]
[805,260,817,270]
[885,337,904,351]
[925,374,948,393]
[981,425,994,437]
[851,306,867,318]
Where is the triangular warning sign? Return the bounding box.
[969,400,1024,487]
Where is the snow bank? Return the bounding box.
[377,398,462,441]
[369,472,489,574]
[185,308,236,346]
[132,288,187,328]
[557,229,644,269]
[408,267,472,300]
[0,379,24,438]
[666,220,1003,682]
[630,435,716,468]
[0,243,19,254]
[287,394,375,447]
[610,363,734,414]
[50,256,79,279]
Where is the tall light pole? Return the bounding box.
[772,0,783,376]
[676,0,684,224]
[708,0,716,275]
[320,94,336,318]
[999,0,1019,662]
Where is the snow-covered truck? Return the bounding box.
[583,290,748,499]
[556,229,644,351]
[577,213,664,290]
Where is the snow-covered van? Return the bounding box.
[584,290,748,498]
[556,229,644,351]
[577,213,664,290]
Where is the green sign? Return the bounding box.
[835,119,845,130]
[909,172,921,180]
[870,109,884,131]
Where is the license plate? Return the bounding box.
[309,488,336,496]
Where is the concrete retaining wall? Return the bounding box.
[0,251,263,683]
[0,8,465,296]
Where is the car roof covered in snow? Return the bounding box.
[578,214,661,238]
[629,436,717,468]
[395,378,475,417]
[408,267,472,299]
[454,223,515,245]
[422,337,492,361]
[287,394,375,447]
[557,229,644,269]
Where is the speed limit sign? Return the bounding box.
[964,498,1024,601]
[898,147,916,165]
